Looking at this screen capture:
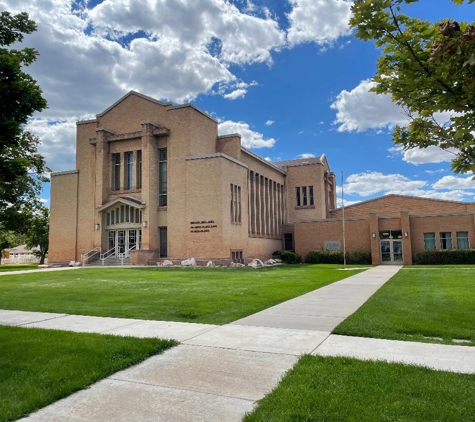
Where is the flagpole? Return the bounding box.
[342,171,346,266]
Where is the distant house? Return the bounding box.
[4,245,40,264]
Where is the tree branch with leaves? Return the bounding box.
[350,0,475,173]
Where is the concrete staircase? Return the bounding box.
[85,257,130,267]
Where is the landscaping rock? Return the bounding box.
[38,264,49,269]
[206,261,215,267]
[69,261,81,267]
[162,260,174,267]
[265,259,277,265]
[248,258,264,268]
[236,263,246,267]
[181,258,196,267]
[229,262,237,267]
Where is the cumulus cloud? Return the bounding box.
[343,171,475,202]
[218,120,276,148]
[27,117,79,172]
[388,145,457,165]
[432,175,475,190]
[287,0,352,46]
[331,80,407,132]
[297,153,317,159]
[224,89,247,100]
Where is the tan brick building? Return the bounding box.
[49,91,336,265]
[49,91,475,266]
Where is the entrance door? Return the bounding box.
[380,231,404,264]
[107,229,141,256]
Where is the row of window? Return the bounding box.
[296,186,314,207]
[106,204,142,227]
[424,232,469,250]
[111,149,167,207]
[230,184,242,224]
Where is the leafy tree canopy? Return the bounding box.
[24,205,49,265]
[0,11,48,226]
[350,0,475,174]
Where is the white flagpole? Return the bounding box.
[342,171,346,266]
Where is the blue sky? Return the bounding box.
[2,0,474,206]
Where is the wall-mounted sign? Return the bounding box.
[324,241,341,251]
[190,220,218,233]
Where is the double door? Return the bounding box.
[108,229,140,256]
[380,230,403,264]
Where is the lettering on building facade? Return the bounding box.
[190,220,218,233]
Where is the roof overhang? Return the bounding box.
[96,196,146,212]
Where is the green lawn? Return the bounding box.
[334,267,475,346]
[244,355,475,422]
[0,264,38,272]
[0,326,176,421]
[0,265,364,324]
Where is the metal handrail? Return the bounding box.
[118,245,136,265]
[81,247,100,266]
[100,246,117,266]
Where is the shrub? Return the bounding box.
[413,249,475,265]
[305,250,371,265]
[279,250,301,264]
[272,250,282,256]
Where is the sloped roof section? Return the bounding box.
[96,91,173,118]
[96,196,145,212]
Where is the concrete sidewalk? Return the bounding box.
[0,265,472,421]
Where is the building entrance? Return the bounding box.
[107,229,141,257]
[379,231,403,264]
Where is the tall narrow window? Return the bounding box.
[309,186,314,206]
[456,232,469,249]
[124,152,133,189]
[423,233,436,250]
[440,232,452,250]
[112,153,121,191]
[159,148,167,207]
[136,150,142,189]
[302,186,307,206]
[159,227,167,257]
[230,184,241,224]
[296,187,301,207]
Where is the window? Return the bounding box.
[457,232,469,249]
[136,150,142,189]
[423,233,436,250]
[440,232,452,250]
[159,148,167,207]
[112,153,121,191]
[296,186,314,207]
[231,250,243,264]
[230,184,241,224]
[159,227,167,258]
[105,205,142,227]
[124,152,133,190]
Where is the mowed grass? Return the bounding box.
[244,355,475,422]
[0,265,364,324]
[334,267,475,345]
[0,326,176,421]
[0,265,38,272]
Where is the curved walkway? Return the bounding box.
[1,265,473,421]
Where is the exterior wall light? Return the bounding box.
[404,231,408,237]
[95,223,100,230]
[142,221,147,227]
[372,232,376,238]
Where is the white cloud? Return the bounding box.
[344,172,427,197]
[224,89,247,100]
[287,0,352,46]
[343,171,475,202]
[218,120,276,148]
[389,145,457,165]
[331,80,407,132]
[27,117,79,172]
[265,120,275,126]
[432,175,475,190]
[264,157,272,162]
[425,169,445,175]
[297,153,316,159]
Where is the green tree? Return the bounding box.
[0,11,48,227]
[350,0,475,174]
[24,205,49,265]
[0,225,25,265]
